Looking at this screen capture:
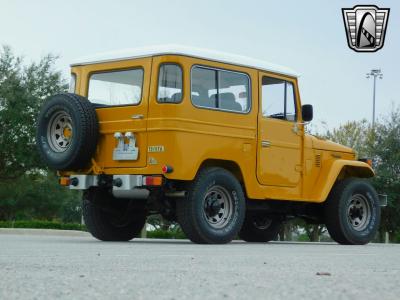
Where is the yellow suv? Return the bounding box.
[36,45,382,244]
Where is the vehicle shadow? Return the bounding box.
[73,238,340,246]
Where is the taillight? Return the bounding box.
[59,177,70,186]
[143,176,163,186]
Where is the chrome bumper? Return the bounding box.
[69,175,149,199]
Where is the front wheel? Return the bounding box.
[176,167,246,244]
[239,214,282,242]
[83,188,147,241]
[324,178,380,245]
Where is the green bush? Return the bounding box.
[0,220,86,231]
[296,233,310,242]
[146,228,186,239]
[0,173,82,223]
[395,232,400,243]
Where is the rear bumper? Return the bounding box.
[61,174,163,198]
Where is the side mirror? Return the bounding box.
[302,104,313,122]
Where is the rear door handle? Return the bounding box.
[131,114,144,120]
[261,140,271,148]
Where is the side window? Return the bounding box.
[191,67,217,108]
[157,64,183,103]
[262,76,297,121]
[69,73,76,93]
[88,69,143,106]
[191,66,250,113]
[285,82,296,121]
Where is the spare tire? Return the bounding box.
[36,93,99,171]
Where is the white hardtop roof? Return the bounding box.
[71,45,299,78]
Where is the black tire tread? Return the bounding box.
[83,189,146,241]
[324,177,380,245]
[176,168,216,244]
[324,178,353,244]
[176,167,245,244]
[36,93,98,170]
[239,216,282,242]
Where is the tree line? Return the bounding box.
[0,46,81,223]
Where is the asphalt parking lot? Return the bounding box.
[1,230,399,300]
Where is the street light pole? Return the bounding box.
[366,69,383,127]
[373,74,376,127]
[365,69,384,241]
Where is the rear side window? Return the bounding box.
[157,64,183,103]
[69,73,76,93]
[191,66,250,113]
[88,69,143,106]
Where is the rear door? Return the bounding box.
[81,57,152,168]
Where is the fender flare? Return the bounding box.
[313,160,374,203]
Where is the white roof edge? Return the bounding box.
[70,44,299,78]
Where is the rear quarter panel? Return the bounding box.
[146,55,258,182]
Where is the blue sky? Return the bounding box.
[0,0,398,129]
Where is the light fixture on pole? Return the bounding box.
[366,69,383,127]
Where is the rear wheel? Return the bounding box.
[83,188,147,241]
[239,214,282,242]
[176,167,245,244]
[324,178,380,245]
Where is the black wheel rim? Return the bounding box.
[202,185,234,229]
[347,193,372,231]
[252,216,273,230]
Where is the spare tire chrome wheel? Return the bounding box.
[36,93,99,170]
[47,111,73,152]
